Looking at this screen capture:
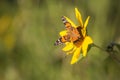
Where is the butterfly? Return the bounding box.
[54,16,84,46]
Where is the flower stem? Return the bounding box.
[92,44,106,52]
[92,43,120,64]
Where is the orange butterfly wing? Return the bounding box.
[54,16,83,46]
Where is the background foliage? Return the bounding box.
[0,0,120,80]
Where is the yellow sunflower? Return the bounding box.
[59,8,93,64]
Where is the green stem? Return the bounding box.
[92,43,120,64]
[93,44,106,52]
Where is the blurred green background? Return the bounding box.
[0,0,120,80]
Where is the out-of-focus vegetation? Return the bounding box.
[0,0,120,80]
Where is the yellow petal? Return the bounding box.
[81,28,86,37]
[70,47,81,64]
[82,36,93,57]
[81,16,90,37]
[75,8,83,27]
[84,16,90,29]
[64,16,77,28]
[59,30,67,36]
[66,46,77,55]
[62,42,74,51]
